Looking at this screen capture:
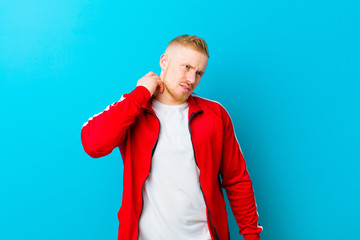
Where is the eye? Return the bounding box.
[197,72,203,76]
[184,65,190,69]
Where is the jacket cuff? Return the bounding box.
[123,86,151,109]
[243,234,260,240]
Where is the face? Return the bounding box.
[160,45,208,105]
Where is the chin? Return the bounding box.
[165,85,191,103]
[172,93,189,103]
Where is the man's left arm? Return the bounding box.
[219,106,263,240]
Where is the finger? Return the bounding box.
[150,73,160,78]
[160,82,164,93]
[146,71,158,77]
[150,71,159,77]
[157,79,164,93]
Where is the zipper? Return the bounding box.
[188,111,220,240]
[137,111,160,240]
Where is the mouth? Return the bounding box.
[179,83,192,92]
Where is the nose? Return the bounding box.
[186,71,197,85]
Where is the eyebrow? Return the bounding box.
[186,63,205,75]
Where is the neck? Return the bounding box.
[154,91,187,105]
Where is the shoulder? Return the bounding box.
[190,93,232,121]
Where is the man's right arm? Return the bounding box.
[81,71,163,158]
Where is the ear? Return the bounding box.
[160,53,168,70]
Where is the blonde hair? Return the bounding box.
[166,34,209,58]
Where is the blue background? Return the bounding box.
[1,0,359,239]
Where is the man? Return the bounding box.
[81,35,263,240]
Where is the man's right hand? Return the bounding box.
[136,71,164,97]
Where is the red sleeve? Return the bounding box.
[80,86,151,158]
[219,106,263,240]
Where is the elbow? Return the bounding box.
[81,136,102,159]
[82,145,104,159]
[81,126,108,159]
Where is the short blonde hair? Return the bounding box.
[167,34,209,58]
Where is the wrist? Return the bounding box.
[123,86,151,108]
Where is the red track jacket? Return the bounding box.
[81,86,263,240]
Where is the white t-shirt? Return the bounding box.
[138,99,211,240]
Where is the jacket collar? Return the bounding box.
[141,94,203,117]
[188,94,203,116]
